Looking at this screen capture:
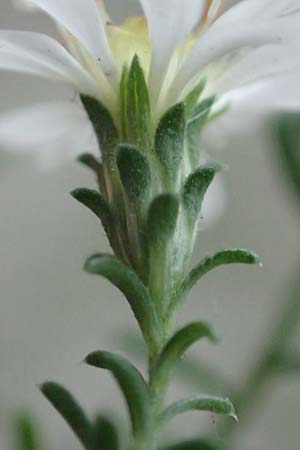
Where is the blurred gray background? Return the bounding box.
[1,1,300,450]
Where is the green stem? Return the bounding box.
[133,316,172,450]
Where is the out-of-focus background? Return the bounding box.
[1,1,300,450]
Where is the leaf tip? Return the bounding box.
[84,254,101,273]
[231,412,239,422]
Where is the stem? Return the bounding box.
[132,315,173,450]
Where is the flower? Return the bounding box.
[0,0,300,164]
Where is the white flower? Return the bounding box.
[0,0,300,164]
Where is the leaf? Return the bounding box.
[16,414,40,450]
[117,144,151,205]
[153,322,218,391]
[71,188,114,243]
[184,77,207,117]
[164,438,224,450]
[155,103,186,187]
[71,188,112,222]
[120,65,129,139]
[186,97,215,168]
[93,415,119,450]
[276,112,300,199]
[147,194,179,246]
[189,97,216,124]
[85,351,151,439]
[178,249,260,300]
[40,382,94,450]
[182,163,221,227]
[80,95,119,163]
[161,395,237,424]
[77,153,102,174]
[121,55,151,149]
[84,254,160,346]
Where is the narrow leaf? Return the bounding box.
[164,438,224,450]
[71,188,114,242]
[16,414,40,450]
[40,382,93,450]
[189,97,216,124]
[84,254,160,346]
[93,415,119,450]
[179,249,260,299]
[155,103,186,186]
[77,153,102,174]
[147,194,179,245]
[153,322,218,391]
[117,144,151,204]
[187,97,215,167]
[182,163,221,227]
[123,55,151,149]
[71,188,112,222]
[80,95,119,161]
[161,395,237,424]
[85,351,151,438]
[120,65,129,140]
[184,77,207,117]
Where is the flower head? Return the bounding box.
[0,0,300,161]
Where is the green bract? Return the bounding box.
[42,55,260,450]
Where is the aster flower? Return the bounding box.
[3,4,292,449]
[0,0,299,163]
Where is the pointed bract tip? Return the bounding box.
[231,412,239,422]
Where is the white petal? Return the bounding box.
[0,101,97,168]
[170,0,300,101]
[139,0,206,98]
[202,72,300,152]
[30,0,115,77]
[214,45,300,96]
[0,31,99,97]
[208,0,299,26]
[220,74,300,112]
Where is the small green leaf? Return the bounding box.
[117,144,151,205]
[77,154,109,201]
[85,351,151,439]
[84,254,160,346]
[161,395,237,424]
[189,97,216,124]
[120,65,129,139]
[93,415,119,450]
[184,78,207,117]
[121,55,151,149]
[40,382,94,450]
[182,163,221,227]
[77,153,102,174]
[155,103,186,186]
[71,188,112,221]
[164,438,224,450]
[186,97,215,168]
[153,322,218,391]
[179,249,260,298]
[80,95,119,163]
[147,194,179,245]
[16,414,40,450]
[71,188,114,242]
